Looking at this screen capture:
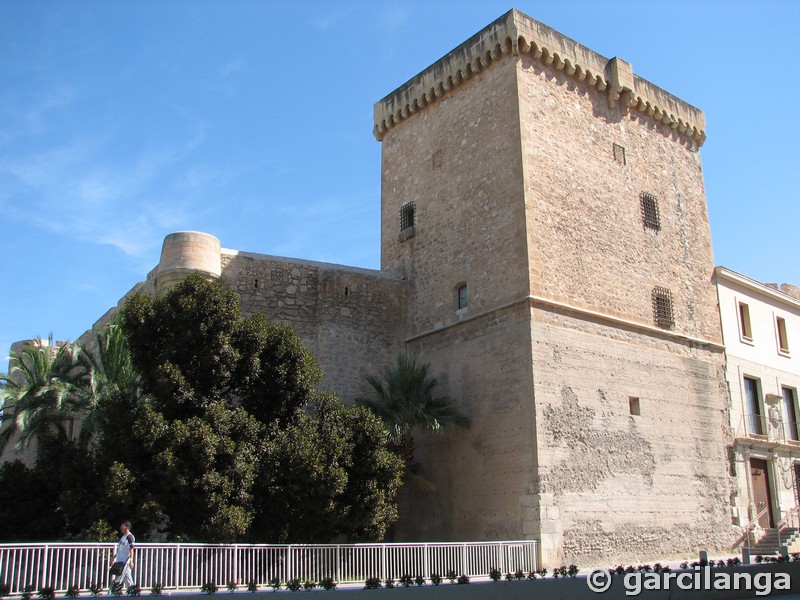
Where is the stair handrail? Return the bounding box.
[776,503,800,547]
[776,503,800,530]
[732,506,769,550]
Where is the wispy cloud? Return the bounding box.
[311,3,410,32]
[0,127,211,268]
[267,188,379,267]
[218,58,246,78]
[380,5,410,31]
[0,85,76,144]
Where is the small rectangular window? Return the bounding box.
[777,316,790,353]
[629,397,640,416]
[640,192,661,231]
[457,284,468,310]
[744,377,763,436]
[613,143,626,165]
[432,149,443,169]
[739,302,752,341]
[652,286,674,329]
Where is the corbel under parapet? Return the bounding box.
[373,9,706,148]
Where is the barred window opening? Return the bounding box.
[652,286,674,329]
[640,192,661,231]
[400,202,415,231]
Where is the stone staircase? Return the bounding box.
[751,527,800,555]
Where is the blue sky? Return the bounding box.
[1,0,798,364]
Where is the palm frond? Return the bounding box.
[358,353,470,445]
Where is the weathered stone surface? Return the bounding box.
[377,10,732,566]
[158,231,221,290]
[219,250,405,400]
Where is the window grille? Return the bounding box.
[652,286,674,329]
[640,192,661,231]
[400,202,415,231]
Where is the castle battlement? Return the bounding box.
[373,8,706,146]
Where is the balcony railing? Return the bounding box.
[735,413,800,447]
[0,541,538,594]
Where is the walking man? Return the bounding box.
[110,521,135,593]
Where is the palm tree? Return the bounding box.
[0,337,95,453]
[357,354,470,482]
[78,314,141,442]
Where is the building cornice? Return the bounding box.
[405,294,724,351]
[373,8,706,147]
[715,266,800,311]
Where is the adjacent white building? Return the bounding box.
[715,267,800,544]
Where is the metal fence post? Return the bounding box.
[41,544,49,591]
[287,546,293,583]
[335,545,340,584]
[381,545,386,581]
[461,543,466,576]
[424,544,429,578]
[233,545,238,586]
[174,545,181,591]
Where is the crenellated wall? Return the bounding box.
[374,9,705,147]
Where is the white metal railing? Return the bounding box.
[777,504,800,547]
[0,541,538,594]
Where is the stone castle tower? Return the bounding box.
[374,10,731,564]
[4,9,734,565]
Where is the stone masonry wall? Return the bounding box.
[378,42,733,565]
[379,56,528,335]
[530,307,733,565]
[378,54,537,544]
[397,302,536,542]
[517,55,721,344]
[509,52,733,564]
[220,250,406,401]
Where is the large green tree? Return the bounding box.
[252,394,403,542]
[0,273,404,543]
[118,273,402,542]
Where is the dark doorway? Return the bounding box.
[751,458,774,528]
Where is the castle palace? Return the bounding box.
[6,10,741,565]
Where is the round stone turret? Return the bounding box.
[157,231,222,291]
